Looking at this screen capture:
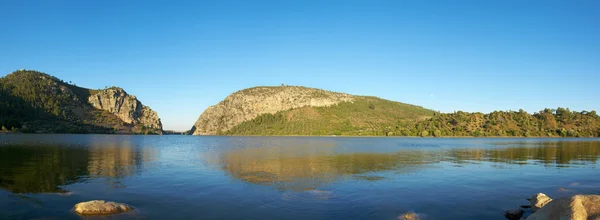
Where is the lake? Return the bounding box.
[1,134,599,219]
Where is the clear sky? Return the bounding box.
[1,0,599,131]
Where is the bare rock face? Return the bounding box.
[190,86,354,135]
[529,193,553,212]
[74,200,132,215]
[526,195,600,220]
[88,87,163,131]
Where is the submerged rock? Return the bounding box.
[526,195,600,220]
[529,193,552,212]
[504,209,524,220]
[74,200,133,215]
[399,212,421,220]
[520,205,532,209]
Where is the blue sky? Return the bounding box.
[1,0,599,131]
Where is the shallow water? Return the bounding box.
[1,134,599,219]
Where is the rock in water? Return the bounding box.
[529,193,553,212]
[399,212,421,220]
[526,195,600,220]
[74,200,132,215]
[504,209,524,220]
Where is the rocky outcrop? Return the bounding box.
[526,194,600,220]
[190,86,354,135]
[529,193,553,212]
[74,200,133,215]
[88,87,163,131]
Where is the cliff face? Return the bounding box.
[88,88,163,131]
[190,86,354,135]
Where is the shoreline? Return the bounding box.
[2,132,600,139]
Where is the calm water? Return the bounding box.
[1,134,600,219]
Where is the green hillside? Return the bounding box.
[222,94,600,137]
[224,96,435,136]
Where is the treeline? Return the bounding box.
[412,108,600,137]
[224,106,600,137]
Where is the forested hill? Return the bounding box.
[0,70,162,134]
[199,86,600,137]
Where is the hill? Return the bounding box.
[190,86,435,136]
[0,70,162,134]
[191,86,600,137]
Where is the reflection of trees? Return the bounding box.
[446,141,600,165]
[0,137,156,193]
[218,141,600,189]
[0,145,89,193]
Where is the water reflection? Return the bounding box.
[0,136,156,193]
[0,145,89,193]
[217,140,600,189]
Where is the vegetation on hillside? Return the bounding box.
[224,100,600,137]
[223,96,435,136]
[0,70,160,134]
[414,108,600,137]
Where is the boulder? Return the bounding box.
[526,195,600,220]
[399,212,421,220]
[74,200,133,215]
[529,193,553,212]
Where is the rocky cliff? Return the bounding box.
[88,87,162,131]
[190,86,355,135]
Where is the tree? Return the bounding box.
[420,130,429,137]
[433,130,442,137]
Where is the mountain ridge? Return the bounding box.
[0,70,163,134]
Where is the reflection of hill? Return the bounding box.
[218,141,600,189]
[219,145,436,190]
[87,141,155,178]
[0,137,156,193]
[0,145,89,193]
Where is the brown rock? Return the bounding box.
[529,193,553,212]
[74,200,133,215]
[526,195,600,220]
[399,212,421,220]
